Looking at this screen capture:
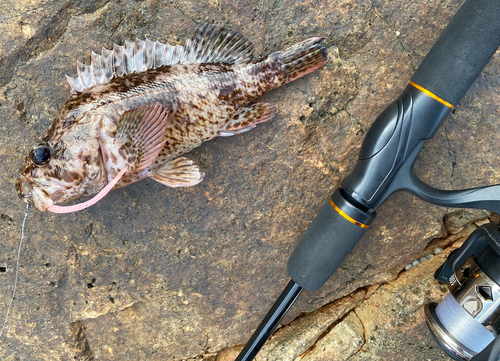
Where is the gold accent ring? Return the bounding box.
[409,81,454,109]
[329,198,369,228]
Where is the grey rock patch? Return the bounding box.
[444,209,492,234]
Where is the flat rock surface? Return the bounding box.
[213,225,478,361]
[0,0,499,360]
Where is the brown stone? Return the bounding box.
[347,240,458,361]
[212,290,365,361]
[213,233,468,360]
[444,208,492,234]
[254,290,365,361]
[298,312,364,361]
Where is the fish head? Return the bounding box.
[16,119,103,211]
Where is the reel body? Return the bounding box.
[426,224,500,360]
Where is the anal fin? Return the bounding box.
[218,102,277,137]
[150,157,204,187]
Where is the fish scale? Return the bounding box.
[16,23,328,212]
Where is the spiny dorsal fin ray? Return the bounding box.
[66,24,255,95]
[183,23,254,65]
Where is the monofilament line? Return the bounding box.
[0,203,30,337]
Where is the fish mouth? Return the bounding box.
[16,177,32,201]
[15,176,53,211]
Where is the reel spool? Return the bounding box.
[425,223,500,360]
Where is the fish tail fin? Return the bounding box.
[270,37,328,84]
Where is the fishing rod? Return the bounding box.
[235,0,500,360]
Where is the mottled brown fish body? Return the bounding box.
[16,24,328,211]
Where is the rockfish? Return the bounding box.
[16,24,328,212]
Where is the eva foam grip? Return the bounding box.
[287,200,368,291]
[411,0,500,107]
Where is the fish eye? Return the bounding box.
[30,142,52,165]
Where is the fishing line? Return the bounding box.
[0,203,30,337]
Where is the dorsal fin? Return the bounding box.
[182,23,254,65]
[66,24,255,95]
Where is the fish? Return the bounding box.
[15,23,328,212]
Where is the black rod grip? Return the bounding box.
[287,190,375,291]
[411,0,500,107]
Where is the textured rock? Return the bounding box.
[0,0,499,360]
[215,290,365,361]
[212,227,474,361]
[444,208,493,234]
[298,312,364,361]
[348,239,457,361]
[256,290,365,361]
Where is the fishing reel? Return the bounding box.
[426,223,500,360]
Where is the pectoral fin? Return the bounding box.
[150,157,205,187]
[115,103,169,172]
[218,102,277,137]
